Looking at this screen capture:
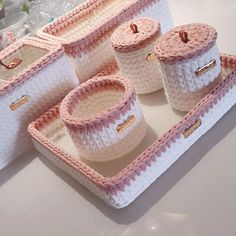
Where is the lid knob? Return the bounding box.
[179,30,189,43]
[130,23,139,33]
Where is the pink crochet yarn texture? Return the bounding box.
[111,17,161,53]
[155,23,217,63]
[60,76,136,131]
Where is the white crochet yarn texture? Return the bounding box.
[67,90,146,162]
[0,56,78,169]
[160,45,221,111]
[160,45,221,92]
[114,41,163,94]
[67,0,173,82]
[32,77,236,208]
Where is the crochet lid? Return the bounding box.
[155,23,217,63]
[111,18,161,53]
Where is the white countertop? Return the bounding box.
[1,1,236,235]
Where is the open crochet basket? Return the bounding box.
[37,0,173,83]
[0,37,78,169]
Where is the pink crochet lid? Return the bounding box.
[60,75,136,131]
[111,18,161,53]
[155,23,218,63]
[0,37,63,98]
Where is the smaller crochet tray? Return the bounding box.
[28,54,236,208]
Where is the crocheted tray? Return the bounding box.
[28,54,236,208]
[37,0,173,82]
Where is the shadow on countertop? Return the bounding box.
[0,149,35,186]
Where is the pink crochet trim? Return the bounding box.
[28,54,236,193]
[60,76,136,131]
[220,53,236,67]
[111,18,160,53]
[37,0,159,57]
[155,23,217,63]
[0,37,64,98]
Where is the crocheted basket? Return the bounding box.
[37,0,173,83]
[155,23,221,111]
[111,18,162,94]
[0,37,79,170]
[60,75,146,161]
[28,53,236,208]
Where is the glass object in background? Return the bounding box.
[0,12,30,50]
[5,0,26,16]
[27,0,86,33]
[0,0,87,50]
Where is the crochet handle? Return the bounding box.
[0,57,22,69]
[130,23,138,33]
[179,30,189,43]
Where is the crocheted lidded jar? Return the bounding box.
[60,75,146,162]
[111,18,162,94]
[155,23,221,111]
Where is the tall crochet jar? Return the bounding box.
[155,23,221,111]
[60,75,146,162]
[111,18,162,94]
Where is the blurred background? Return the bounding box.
[1,0,236,53]
[0,0,85,50]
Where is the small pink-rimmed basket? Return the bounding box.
[0,37,78,169]
[60,75,146,161]
[28,54,236,208]
[37,0,173,83]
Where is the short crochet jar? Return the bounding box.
[155,23,221,111]
[111,18,162,94]
[60,75,146,162]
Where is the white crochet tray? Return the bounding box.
[28,54,236,208]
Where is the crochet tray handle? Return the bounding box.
[0,57,22,69]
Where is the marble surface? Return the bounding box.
[1,1,236,235]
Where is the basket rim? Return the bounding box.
[59,75,136,131]
[36,0,160,56]
[0,37,64,99]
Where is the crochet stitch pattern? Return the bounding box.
[0,37,79,169]
[111,18,162,94]
[37,0,173,82]
[60,75,146,161]
[28,54,236,208]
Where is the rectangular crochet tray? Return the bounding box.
[28,54,236,208]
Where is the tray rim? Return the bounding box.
[28,53,236,193]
